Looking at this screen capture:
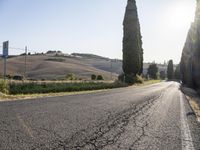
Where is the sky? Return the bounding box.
[0,0,196,64]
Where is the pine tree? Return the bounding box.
[167,60,174,80]
[122,0,143,80]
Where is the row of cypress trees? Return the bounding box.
[180,0,200,89]
[147,60,177,80]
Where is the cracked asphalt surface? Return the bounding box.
[0,81,200,150]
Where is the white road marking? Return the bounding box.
[180,92,195,150]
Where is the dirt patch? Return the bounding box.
[182,87,200,122]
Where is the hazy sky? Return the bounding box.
[0,0,196,63]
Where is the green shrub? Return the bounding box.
[124,74,135,84]
[118,73,125,82]
[4,74,13,79]
[125,74,143,85]
[66,73,76,80]
[97,75,104,80]
[45,58,65,62]
[9,81,128,95]
[13,75,24,81]
[0,80,9,94]
[91,74,96,80]
[134,74,144,84]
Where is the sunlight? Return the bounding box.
[166,1,195,29]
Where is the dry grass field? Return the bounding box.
[0,54,122,80]
[0,53,167,80]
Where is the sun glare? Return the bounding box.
[166,1,195,29]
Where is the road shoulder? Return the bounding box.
[181,86,200,123]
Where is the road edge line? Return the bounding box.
[180,91,195,150]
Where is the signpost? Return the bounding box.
[2,41,9,80]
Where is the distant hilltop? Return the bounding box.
[45,51,118,61]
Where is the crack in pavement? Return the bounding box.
[59,91,165,150]
[2,82,199,149]
[30,90,164,150]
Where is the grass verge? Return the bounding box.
[0,81,127,101]
[0,90,108,102]
[0,80,162,101]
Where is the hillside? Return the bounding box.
[0,54,121,80]
[0,53,167,80]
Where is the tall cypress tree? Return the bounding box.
[122,0,143,78]
[167,60,174,80]
[174,64,181,80]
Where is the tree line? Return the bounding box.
[180,0,200,90]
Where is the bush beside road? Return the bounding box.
[1,80,127,95]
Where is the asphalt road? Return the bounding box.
[0,82,200,150]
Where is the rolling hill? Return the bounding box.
[0,54,122,80]
[0,53,167,80]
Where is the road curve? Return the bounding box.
[0,81,200,150]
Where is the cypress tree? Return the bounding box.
[180,0,200,88]
[167,60,174,80]
[122,0,143,79]
[174,64,181,80]
[147,63,158,79]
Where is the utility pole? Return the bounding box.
[110,60,113,81]
[3,57,6,80]
[24,46,27,78]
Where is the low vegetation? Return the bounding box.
[45,58,65,62]
[91,74,96,80]
[0,74,161,97]
[8,81,127,95]
[118,74,143,85]
[66,73,77,80]
[0,80,9,94]
[97,75,104,80]
[91,74,104,81]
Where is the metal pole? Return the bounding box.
[110,60,112,80]
[24,46,27,78]
[4,56,6,80]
